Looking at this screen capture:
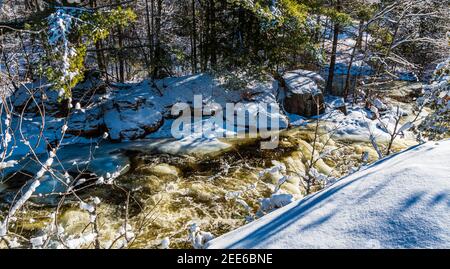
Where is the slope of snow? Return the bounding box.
[207,140,450,249]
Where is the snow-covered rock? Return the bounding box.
[326,95,347,115]
[103,99,163,141]
[373,98,387,111]
[99,73,288,141]
[207,140,450,249]
[66,107,106,138]
[10,73,288,142]
[282,70,325,117]
[326,107,388,142]
[12,81,61,114]
[285,69,326,88]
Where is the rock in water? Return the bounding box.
[281,70,325,117]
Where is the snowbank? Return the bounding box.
[207,140,450,249]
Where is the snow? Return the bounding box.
[5,81,100,158]
[93,197,101,205]
[65,233,97,249]
[160,237,170,249]
[121,73,287,154]
[207,140,450,249]
[80,202,95,213]
[283,70,323,96]
[287,113,307,126]
[47,8,81,83]
[189,223,216,249]
[30,234,47,248]
[8,179,41,217]
[103,104,163,140]
[397,122,414,133]
[397,71,419,82]
[325,95,345,109]
[0,160,17,170]
[373,98,387,111]
[6,72,288,164]
[0,221,6,237]
[151,73,288,132]
[324,107,391,142]
[322,60,373,78]
[319,97,417,144]
[8,237,21,248]
[258,192,294,215]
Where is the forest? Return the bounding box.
[0,0,449,249]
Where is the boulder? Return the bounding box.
[65,107,108,138]
[103,98,164,141]
[282,70,326,117]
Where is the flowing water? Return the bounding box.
[0,123,417,249]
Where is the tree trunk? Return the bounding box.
[113,0,125,82]
[144,0,153,74]
[343,20,364,99]
[355,20,364,50]
[325,18,340,94]
[209,0,217,69]
[152,0,162,78]
[90,0,107,81]
[200,6,207,71]
[192,0,197,74]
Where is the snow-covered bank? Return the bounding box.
[6,73,287,155]
[207,140,450,249]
